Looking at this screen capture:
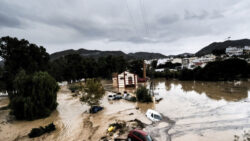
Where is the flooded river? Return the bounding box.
[0,79,250,141]
[143,80,250,141]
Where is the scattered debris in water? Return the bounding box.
[28,123,56,138]
[89,105,104,114]
[102,119,146,141]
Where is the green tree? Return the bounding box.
[63,54,86,81]
[135,86,152,103]
[0,36,49,96]
[212,49,226,56]
[128,60,143,77]
[10,71,59,120]
[178,58,249,81]
[80,79,105,106]
[151,60,158,69]
[97,55,128,78]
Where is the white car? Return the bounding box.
[146,109,162,122]
[108,94,115,100]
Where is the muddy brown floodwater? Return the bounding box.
[0,79,250,141]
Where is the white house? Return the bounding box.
[244,46,250,54]
[226,47,243,56]
[155,68,164,72]
[0,91,8,97]
[157,58,171,66]
[171,58,182,64]
[112,71,138,88]
[182,58,190,68]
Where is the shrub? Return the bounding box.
[10,71,59,120]
[68,83,83,93]
[80,79,105,106]
[135,86,152,103]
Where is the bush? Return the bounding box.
[135,86,152,103]
[28,123,56,138]
[80,79,105,106]
[10,71,59,120]
[68,83,83,93]
[129,96,137,102]
[28,127,45,138]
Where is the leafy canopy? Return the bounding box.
[10,71,59,120]
[0,36,49,93]
[80,79,105,106]
[135,86,152,103]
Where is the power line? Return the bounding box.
[125,0,139,37]
[139,0,149,35]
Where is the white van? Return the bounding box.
[146,109,162,122]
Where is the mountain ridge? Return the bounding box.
[50,48,166,60]
[195,39,250,56]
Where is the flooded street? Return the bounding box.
[104,79,250,141]
[0,79,250,141]
[143,79,250,141]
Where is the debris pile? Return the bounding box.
[101,119,146,140]
[28,123,56,138]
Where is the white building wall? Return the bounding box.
[116,71,137,88]
[226,47,243,56]
[171,58,182,64]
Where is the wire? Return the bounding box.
[125,0,139,37]
[139,0,149,35]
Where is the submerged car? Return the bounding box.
[114,94,122,100]
[127,129,153,141]
[108,94,116,100]
[89,106,103,114]
[123,93,136,102]
[108,94,122,100]
[146,109,162,122]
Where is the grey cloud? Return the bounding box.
[184,10,209,20]
[0,12,21,28]
[184,10,224,21]
[0,0,250,55]
[157,14,180,25]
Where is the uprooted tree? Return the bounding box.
[80,79,105,106]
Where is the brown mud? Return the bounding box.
[0,79,250,141]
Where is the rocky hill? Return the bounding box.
[196,39,250,56]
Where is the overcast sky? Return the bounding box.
[1,0,250,55]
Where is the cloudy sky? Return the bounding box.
[0,0,250,55]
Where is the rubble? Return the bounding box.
[28,123,56,138]
[103,119,146,140]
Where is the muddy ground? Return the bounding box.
[1,79,250,141]
[0,86,153,141]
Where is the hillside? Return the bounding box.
[50,49,166,61]
[196,39,250,56]
[175,53,195,58]
[128,52,166,60]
